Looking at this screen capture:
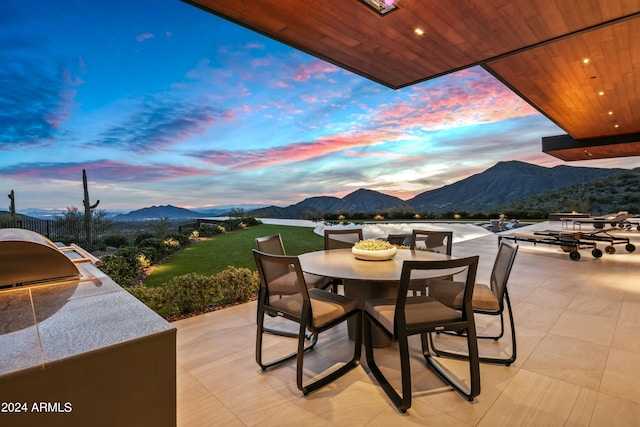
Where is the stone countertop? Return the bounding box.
[0,262,174,377]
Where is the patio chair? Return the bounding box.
[427,240,519,365]
[386,233,409,246]
[256,234,333,290]
[363,256,480,412]
[324,228,363,250]
[253,250,362,395]
[409,229,453,254]
[323,228,364,293]
[408,230,453,295]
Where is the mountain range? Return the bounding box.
[249,160,624,218]
[7,161,628,221]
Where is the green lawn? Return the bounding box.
[143,224,325,287]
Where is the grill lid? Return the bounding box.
[0,228,81,289]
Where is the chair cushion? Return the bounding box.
[309,288,359,328]
[268,289,358,328]
[365,296,462,335]
[428,280,499,311]
[268,272,331,296]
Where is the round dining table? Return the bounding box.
[298,248,457,282]
[298,248,459,347]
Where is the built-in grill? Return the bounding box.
[0,228,101,290]
[0,228,177,426]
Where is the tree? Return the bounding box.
[228,207,246,218]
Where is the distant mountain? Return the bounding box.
[115,205,206,220]
[248,161,626,218]
[500,167,640,216]
[15,208,67,219]
[407,161,625,213]
[194,204,268,216]
[249,188,406,218]
[12,161,627,221]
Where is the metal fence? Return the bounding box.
[0,217,111,246]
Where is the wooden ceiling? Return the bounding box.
[185,0,640,161]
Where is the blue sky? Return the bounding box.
[1,0,637,212]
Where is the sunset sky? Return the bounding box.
[1,0,637,212]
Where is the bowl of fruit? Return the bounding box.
[352,238,398,261]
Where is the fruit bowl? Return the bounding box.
[352,245,397,261]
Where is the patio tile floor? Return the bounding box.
[173,222,640,426]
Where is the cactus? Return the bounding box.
[82,169,100,245]
[8,190,16,217]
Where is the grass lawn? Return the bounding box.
[143,223,325,287]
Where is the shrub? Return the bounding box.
[165,232,190,247]
[126,285,171,315]
[199,223,222,237]
[99,246,150,287]
[136,237,182,263]
[134,232,155,245]
[215,266,260,304]
[103,234,129,248]
[164,273,222,314]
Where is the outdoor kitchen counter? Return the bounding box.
[0,249,176,426]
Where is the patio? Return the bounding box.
[173,221,640,426]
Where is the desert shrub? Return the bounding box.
[125,267,259,318]
[240,217,262,227]
[136,237,181,263]
[134,232,155,245]
[164,273,223,314]
[126,285,171,315]
[99,247,149,287]
[215,266,260,304]
[165,232,190,247]
[198,223,222,237]
[99,254,135,286]
[103,234,129,248]
[138,245,160,264]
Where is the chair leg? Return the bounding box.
[428,297,516,366]
[364,312,411,412]
[422,327,480,401]
[256,309,317,371]
[298,310,362,395]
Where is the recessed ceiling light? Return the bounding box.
[583,58,590,64]
[359,0,397,15]
[414,28,425,36]
[614,124,620,128]
[598,91,605,96]
[608,111,613,115]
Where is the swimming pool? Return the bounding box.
[256,218,494,243]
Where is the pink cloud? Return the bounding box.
[374,69,537,131]
[200,130,398,170]
[293,60,340,82]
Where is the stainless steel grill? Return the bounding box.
[0,228,100,290]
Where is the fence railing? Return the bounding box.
[0,217,111,247]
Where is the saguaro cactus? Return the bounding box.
[82,169,100,245]
[8,190,16,217]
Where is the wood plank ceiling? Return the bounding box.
[184,0,640,161]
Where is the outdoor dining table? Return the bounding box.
[298,248,460,347]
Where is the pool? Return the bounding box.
[256,218,494,243]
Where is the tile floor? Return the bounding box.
[173,221,640,426]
